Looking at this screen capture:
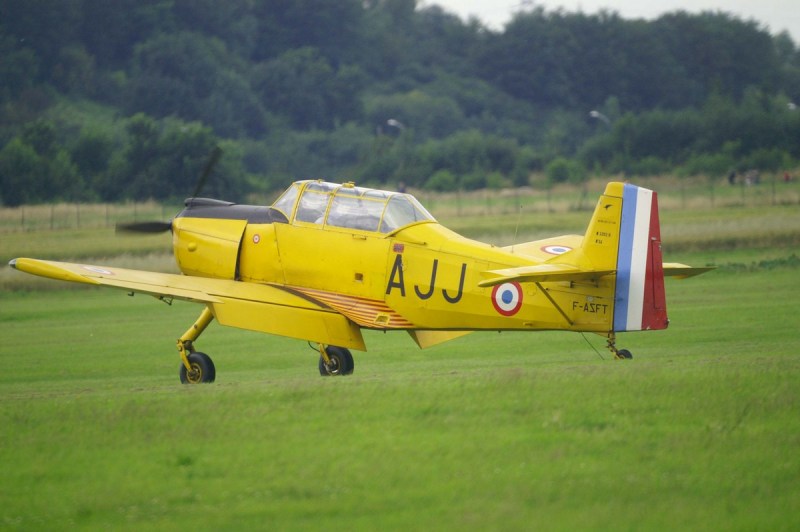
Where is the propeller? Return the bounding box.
[191,145,222,199]
[115,220,173,234]
[115,146,222,235]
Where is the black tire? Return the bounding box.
[179,352,216,384]
[617,349,633,360]
[341,348,354,375]
[318,346,354,376]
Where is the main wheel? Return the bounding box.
[179,352,216,384]
[318,346,354,376]
[616,349,633,360]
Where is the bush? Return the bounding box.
[682,152,735,177]
[424,169,457,191]
[545,157,586,185]
[741,148,792,173]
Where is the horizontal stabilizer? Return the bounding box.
[479,263,614,287]
[663,263,715,279]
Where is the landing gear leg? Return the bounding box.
[607,333,633,360]
[177,306,216,383]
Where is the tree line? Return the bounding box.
[1,0,799,205]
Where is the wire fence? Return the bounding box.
[0,201,182,233]
[420,176,800,218]
[1,177,798,233]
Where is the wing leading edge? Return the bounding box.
[9,258,365,350]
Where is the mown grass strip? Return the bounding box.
[1,263,798,529]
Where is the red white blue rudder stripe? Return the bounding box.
[613,184,668,332]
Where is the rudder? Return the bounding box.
[581,183,668,332]
[613,183,668,331]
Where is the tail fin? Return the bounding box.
[582,183,668,332]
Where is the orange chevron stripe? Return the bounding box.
[289,286,414,328]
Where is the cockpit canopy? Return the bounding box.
[271,180,436,234]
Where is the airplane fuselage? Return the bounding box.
[171,197,617,335]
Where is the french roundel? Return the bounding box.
[542,245,572,255]
[491,282,523,316]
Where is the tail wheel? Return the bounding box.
[318,346,354,376]
[616,349,633,360]
[180,352,216,384]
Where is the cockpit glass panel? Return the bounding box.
[379,194,435,233]
[306,182,334,193]
[295,187,332,224]
[364,189,390,200]
[406,194,435,221]
[335,186,360,197]
[327,192,384,232]
[271,183,300,220]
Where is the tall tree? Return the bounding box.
[252,47,364,130]
[251,0,366,62]
[127,32,265,137]
[653,11,779,104]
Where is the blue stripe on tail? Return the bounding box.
[614,184,639,331]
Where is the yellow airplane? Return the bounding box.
[10,180,711,383]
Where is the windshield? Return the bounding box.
[271,183,300,220]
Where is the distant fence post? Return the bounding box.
[709,181,715,208]
[680,182,686,209]
[771,175,777,206]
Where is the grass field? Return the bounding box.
[1,185,799,530]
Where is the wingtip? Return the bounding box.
[8,258,17,269]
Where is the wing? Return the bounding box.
[9,258,365,350]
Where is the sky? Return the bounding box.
[425,0,800,42]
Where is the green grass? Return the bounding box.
[1,259,799,530]
[2,187,800,529]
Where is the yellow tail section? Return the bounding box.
[580,182,625,271]
[584,182,668,332]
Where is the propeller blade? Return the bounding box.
[115,221,172,234]
[191,146,223,199]
[116,147,220,236]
